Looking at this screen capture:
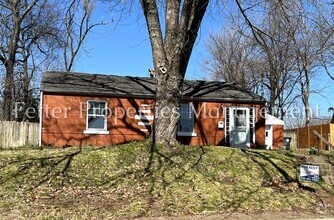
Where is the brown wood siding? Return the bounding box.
[285,124,334,150]
[331,124,334,146]
[42,93,266,147]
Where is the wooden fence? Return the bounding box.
[0,121,39,148]
[284,123,334,150]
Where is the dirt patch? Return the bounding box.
[139,211,334,220]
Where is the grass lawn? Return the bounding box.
[0,140,333,219]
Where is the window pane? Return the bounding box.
[179,119,193,132]
[88,101,106,115]
[235,110,246,127]
[88,116,105,129]
[179,104,194,133]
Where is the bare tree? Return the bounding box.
[209,0,334,121]
[207,0,300,118]
[15,1,61,121]
[140,0,209,144]
[291,0,334,125]
[62,0,109,72]
[0,0,64,121]
[0,0,108,120]
[0,0,41,120]
[205,29,263,93]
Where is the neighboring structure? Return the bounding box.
[265,114,284,149]
[39,71,280,148]
[285,123,334,150]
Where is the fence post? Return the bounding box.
[307,126,310,148]
[297,128,299,149]
[319,125,323,150]
[26,122,29,146]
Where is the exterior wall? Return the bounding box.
[272,125,284,149]
[41,93,266,147]
[177,101,265,146]
[42,93,155,147]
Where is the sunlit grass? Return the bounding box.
[0,140,329,219]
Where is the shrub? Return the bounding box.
[308,147,317,155]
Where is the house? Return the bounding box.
[265,114,284,149]
[39,71,282,148]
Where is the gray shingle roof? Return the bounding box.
[41,71,266,103]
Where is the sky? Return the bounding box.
[73,5,214,80]
[69,2,334,117]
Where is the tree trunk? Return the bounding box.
[303,68,310,126]
[140,0,209,145]
[269,71,276,116]
[22,56,30,121]
[155,64,183,145]
[3,61,14,121]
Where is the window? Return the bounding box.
[265,125,271,137]
[84,100,109,134]
[178,103,196,136]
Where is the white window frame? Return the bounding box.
[178,103,197,137]
[83,100,109,135]
[249,107,256,144]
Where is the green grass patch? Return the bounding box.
[0,140,331,219]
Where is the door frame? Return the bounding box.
[265,125,273,149]
[229,107,250,147]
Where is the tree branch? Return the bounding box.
[140,0,167,74]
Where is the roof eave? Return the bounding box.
[182,96,266,104]
[41,90,266,104]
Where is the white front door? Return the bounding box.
[265,125,273,149]
[230,108,250,147]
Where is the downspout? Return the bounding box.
[39,91,43,146]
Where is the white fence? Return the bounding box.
[0,121,39,148]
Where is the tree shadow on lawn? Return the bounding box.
[1,146,83,187]
[118,144,272,217]
[240,149,334,210]
[1,143,333,218]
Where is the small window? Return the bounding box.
[265,125,271,138]
[178,103,196,136]
[84,100,109,134]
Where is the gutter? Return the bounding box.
[39,91,43,146]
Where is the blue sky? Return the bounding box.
[72,2,224,79]
[71,3,334,117]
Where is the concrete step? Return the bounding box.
[320,169,334,176]
[300,154,334,185]
[308,163,334,170]
[305,155,332,164]
[322,176,334,185]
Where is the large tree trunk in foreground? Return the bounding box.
[140,0,209,145]
[154,63,184,145]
